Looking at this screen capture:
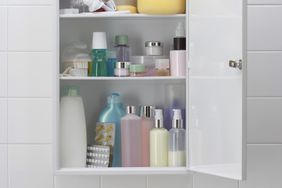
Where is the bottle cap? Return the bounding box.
[155,59,170,69]
[140,106,154,118]
[129,64,145,73]
[107,93,121,104]
[126,106,136,114]
[172,109,183,129]
[64,86,79,97]
[173,38,186,50]
[154,109,164,128]
[115,62,130,69]
[92,32,107,49]
[115,35,129,45]
[145,41,161,47]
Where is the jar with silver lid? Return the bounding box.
[114,62,130,77]
[145,41,163,56]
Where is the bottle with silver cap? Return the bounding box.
[168,109,186,167]
[140,106,155,167]
[150,109,169,167]
[121,106,142,167]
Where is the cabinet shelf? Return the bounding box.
[56,167,190,175]
[60,76,186,81]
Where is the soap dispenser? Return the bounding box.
[168,109,186,167]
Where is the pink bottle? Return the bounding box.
[140,106,155,167]
[121,106,142,167]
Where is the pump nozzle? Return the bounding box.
[154,109,164,128]
[172,109,183,129]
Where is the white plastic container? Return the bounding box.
[60,86,87,168]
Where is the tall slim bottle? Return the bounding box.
[98,93,125,167]
[168,109,186,167]
[150,109,169,167]
[115,35,130,62]
[60,86,87,167]
[140,106,154,167]
[121,106,142,167]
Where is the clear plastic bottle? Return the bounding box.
[115,35,130,62]
[98,93,125,167]
[168,109,186,167]
[150,109,169,167]
[140,106,155,167]
[121,106,142,167]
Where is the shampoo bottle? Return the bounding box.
[60,86,87,167]
[150,109,169,167]
[98,93,125,167]
[121,106,142,167]
[168,109,186,167]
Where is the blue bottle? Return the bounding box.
[98,93,125,167]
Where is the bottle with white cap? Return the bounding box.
[150,109,169,167]
[168,109,186,167]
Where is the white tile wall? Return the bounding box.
[0,7,7,51]
[8,99,52,143]
[102,176,147,188]
[8,52,53,97]
[248,0,282,4]
[247,52,282,97]
[0,53,7,97]
[7,0,54,5]
[194,173,237,188]
[7,7,54,51]
[247,6,282,51]
[0,99,7,143]
[0,145,8,188]
[148,175,193,188]
[247,98,282,144]
[240,145,282,188]
[8,144,53,188]
[55,176,100,188]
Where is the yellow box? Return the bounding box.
[137,0,186,14]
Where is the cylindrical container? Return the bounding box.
[168,109,186,167]
[137,0,185,14]
[91,32,107,76]
[107,51,117,77]
[98,93,126,167]
[140,106,155,167]
[170,50,186,76]
[130,64,146,77]
[60,86,87,168]
[114,62,130,77]
[115,35,130,62]
[150,109,169,167]
[121,106,142,167]
[145,41,163,56]
[155,59,170,76]
[115,0,137,13]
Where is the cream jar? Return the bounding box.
[114,62,130,77]
[145,41,163,56]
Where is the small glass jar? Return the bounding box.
[129,64,146,77]
[145,41,163,56]
[114,62,130,77]
[155,59,170,76]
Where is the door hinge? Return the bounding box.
[229,59,242,70]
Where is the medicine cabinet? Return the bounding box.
[55,0,246,181]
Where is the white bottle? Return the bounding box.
[150,109,169,167]
[60,86,87,167]
[168,109,186,167]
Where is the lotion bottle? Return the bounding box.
[168,109,186,167]
[150,109,169,167]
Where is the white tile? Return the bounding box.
[102,175,146,188]
[248,98,282,144]
[0,7,7,51]
[0,145,8,188]
[55,176,100,188]
[248,6,282,51]
[247,52,282,97]
[0,53,7,97]
[0,99,7,143]
[148,175,193,188]
[240,145,282,188]
[8,7,55,51]
[8,99,52,143]
[8,144,53,188]
[8,0,54,5]
[248,0,282,4]
[194,173,237,188]
[8,52,53,97]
